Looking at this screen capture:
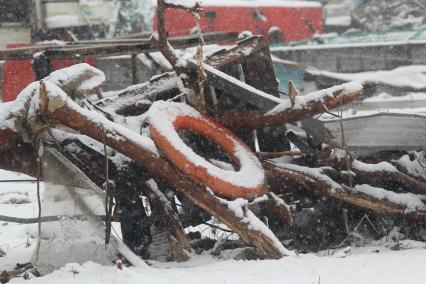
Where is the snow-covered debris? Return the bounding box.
[0,82,40,132]
[363,92,426,103]
[308,66,426,91]
[146,101,265,190]
[397,152,426,181]
[353,184,426,213]
[215,195,294,256]
[352,160,398,173]
[352,0,426,32]
[43,80,159,155]
[275,163,343,191]
[267,81,363,115]
[46,63,105,96]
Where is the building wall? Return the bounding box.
[0,26,31,49]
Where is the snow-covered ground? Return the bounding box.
[1,168,426,283]
[7,242,426,284]
[0,170,41,272]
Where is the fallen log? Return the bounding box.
[306,157,426,195]
[264,161,426,219]
[217,81,363,129]
[351,160,426,195]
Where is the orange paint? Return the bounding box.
[150,114,267,200]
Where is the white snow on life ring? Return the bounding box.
[147,101,266,200]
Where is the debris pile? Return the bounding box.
[0,0,425,274]
[352,0,426,32]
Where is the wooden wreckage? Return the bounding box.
[0,0,426,270]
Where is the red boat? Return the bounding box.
[154,0,323,43]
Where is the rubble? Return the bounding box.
[0,0,425,271]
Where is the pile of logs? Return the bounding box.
[0,0,425,265]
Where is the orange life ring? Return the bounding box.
[148,101,267,200]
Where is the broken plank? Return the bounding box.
[0,32,238,61]
[205,36,268,69]
[218,82,362,129]
[264,161,426,219]
[188,59,283,111]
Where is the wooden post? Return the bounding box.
[131,53,139,85]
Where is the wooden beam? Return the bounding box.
[217,85,362,129]
[264,161,426,219]
[205,36,267,69]
[0,32,238,61]
[131,53,139,85]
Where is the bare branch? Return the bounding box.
[264,161,426,219]
[218,85,362,129]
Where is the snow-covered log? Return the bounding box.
[264,161,426,219]
[311,157,426,196]
[351,160,426,195]
[218,81,363,129]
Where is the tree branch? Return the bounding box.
[264,161,426,219]
[218,86,361,129]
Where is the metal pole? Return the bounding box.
[34,0,43,30]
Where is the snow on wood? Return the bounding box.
[264,161,426,218]
[274,163,343,191]
[192,59,283,108]
[397,152,426,181]
[267,81,363,115]
[144,179,191,260]
[214,195,294,257]
[98,72,179,115]
[218,81,362,128]
[46,63,105,94]
[352,160,398,173]
[17,67,287,259]
[353,184,426,213]
[146,101,265,190]
[42,81,159,155]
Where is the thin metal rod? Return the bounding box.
[0,180,37,183]
[0,214,106,224]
